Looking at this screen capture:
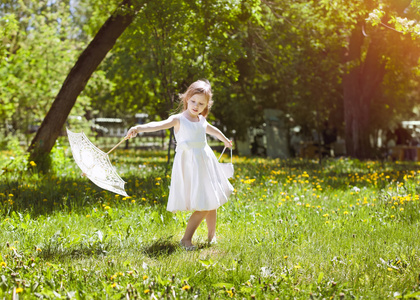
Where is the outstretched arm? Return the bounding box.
[126,115,179,138]
[206,124,232,148]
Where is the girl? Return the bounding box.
[126,79,233,250]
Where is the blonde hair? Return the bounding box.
[178,79,213,118]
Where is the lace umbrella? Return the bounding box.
[67,128,129,197]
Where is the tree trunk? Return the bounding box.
[27,0,143,170]
[343,21,386,159]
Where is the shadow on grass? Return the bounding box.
[37,242,110,261]
[142,237,178,258]
[0,172,170,217]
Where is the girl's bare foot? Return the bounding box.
[179,240,196,251]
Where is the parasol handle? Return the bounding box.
[107,136,129,155]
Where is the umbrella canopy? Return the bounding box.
[66,128,129,197]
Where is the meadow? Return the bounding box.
[0,140,419,299]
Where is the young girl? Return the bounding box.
[126,79,233,250]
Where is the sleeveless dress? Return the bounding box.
[166,113,233,212]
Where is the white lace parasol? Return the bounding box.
[66,128,129,197]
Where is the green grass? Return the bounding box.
[0,143,419,299]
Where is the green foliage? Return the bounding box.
[2,0,420,155]
[0,1,90,138]
[0,148,420,298]
[92,0,257,121]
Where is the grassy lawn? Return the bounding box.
[0,142,419,299]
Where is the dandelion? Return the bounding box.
[283,256,288,259]
[111,283,117,288]
[15,287,23,293]
[226,290,233,297]
[400,208,404,211]
[390,215,395,218]
[29,161,37,167]
[143,275,148,280]
[344,211,349,215]
[0,262,6,267]
[144,289,150,294]
[104,206,110,210]
[36,248,42,252]
[131,200,136,203]
[182,285,191,290]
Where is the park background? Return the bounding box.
[1,0,420,299]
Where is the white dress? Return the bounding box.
[166,113,233,212]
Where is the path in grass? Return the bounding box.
[0,147,419,299]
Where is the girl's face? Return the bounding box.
[186,94,208,117]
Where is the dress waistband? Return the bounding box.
[176,141,206,152]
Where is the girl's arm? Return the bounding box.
[206,124,232,148]
[127,115,179,138]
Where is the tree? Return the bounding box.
[343,0,420,158]
[27,0,147,170]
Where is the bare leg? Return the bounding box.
[181,211,209,247]
[205,210,217,243]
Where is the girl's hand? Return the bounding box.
[126,126,139,139]
[224,139,233,148]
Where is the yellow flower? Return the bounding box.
[226,290,233,297]
[283,256,288,259]
[0,262,6,267]
[144,289,150,294]
[15,287,23,293]
[400,208,404,211]
[104,206,110,210]
[182,285,190,290]
[8,194,14,197]
[344,211,349,215]
[131,200,136,203]
[36,248,42,252]
[143,275,148,280]
[29,161,37,167]
[111,283,117,288]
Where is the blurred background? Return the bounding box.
[2,0,420,161]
